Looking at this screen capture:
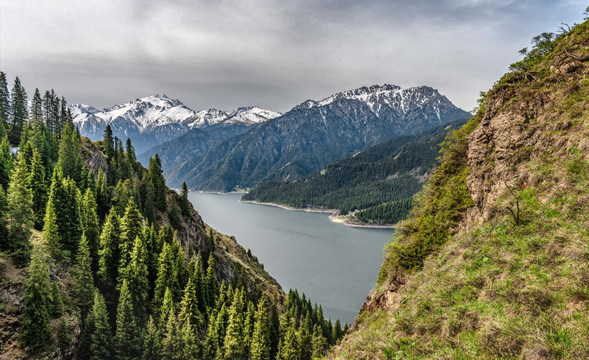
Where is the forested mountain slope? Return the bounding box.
[331,19,589,359]
[0,72,344,359]
[166,85,469,191]
[243,119,467,225]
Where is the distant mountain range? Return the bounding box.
[163,84,470,191]
[70,95,280,153]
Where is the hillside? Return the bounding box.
[243,119,467,225]
[166,84,469,191]
[331,19,589,359]
[0,78,344,359]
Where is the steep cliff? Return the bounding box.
[331,19,589,359]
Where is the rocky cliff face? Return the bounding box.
[330,20,589,359]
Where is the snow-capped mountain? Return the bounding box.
[71,95,280,153]
[165,84,471,191]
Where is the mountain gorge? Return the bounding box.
[71,95,280,154]
[165,85,470,191]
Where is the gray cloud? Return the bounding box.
[0,0,587,112]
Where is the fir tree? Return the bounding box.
[30,88,43,124]
[118,197,143,279]
[0,71,9,125]
[159,287,175,327]
[192,253,208,318]
[81,188,100,275]
[9,76,28,144]
[75,232,96,320]
[277,322,300,360]
[98,209,121,293]
[125,236,149,324]
[19,243,52,354]
[139,171,156,223]
[4,151,33,264]
[115,279,142,360]
[160,312,182,360]
[223,289,247,359]
[0,135,12,189]
[28,149,47,229]
[298,323,312,360]
[142,316,161,360]
[205,254,219,308]
[311,324,327,359]
[57,121,83,184]
[96,168,109,220]
[50,279,64,318]
[178,277,203,337]
[180,317,199,359]
[57,317,71,355]
[0,187,8,246]
[153,243,179,316]
[333,319,343,343]
[89,292,114,360]
[148,154,166,211]
[250,296,271,360]
[43,195,61,259]
[143,222,158,297]
[180,182,190,216]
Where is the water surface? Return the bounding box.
[188,192,392,325]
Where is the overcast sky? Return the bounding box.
[0,0,587,113]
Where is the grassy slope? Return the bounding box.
[331,20,589,359]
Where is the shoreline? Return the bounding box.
[240,199,396,229]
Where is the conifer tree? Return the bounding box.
[139,171,155,223]
[148,154,166,211]
[244,300,256,354]
[0,71,9,125]
[43,196,61,259]
[30,88,43,124]
[118,197,143,278]
[125,236,149,324]
[153,243,179,315]
[298,322,312,360]
[42,90,55,134]
[19,243,52,354]
[81,188,100,275]
[180,182,190,216]
[142,316,161,360]
[180,317,199,359]
[0,119,6,140]
[0,135,12,189]
[0,187,8,245]
[115,279,142,360]
[159,287,175,327]
[98,209,121,293]
[28,149,47,229]
[50,280,64,318]
[277,322,300,360]
[203,310,221,360]
[205,254,219,308]
[57,121,83,184]
[178,277,203,337]
[171,233,188,291]
[223,289,247,359]
[89,292,113,360]
[96,168,109,220]
[333,319,343,343]
[4,151,33,264]
[250,296,271,360]
[160,312,182,360]
[311,324,327,359]
[75,232,96,320]
[192,253,208,317]
[9,76,28,144]
[143,222,158,296]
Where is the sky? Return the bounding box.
[0,0,587,113]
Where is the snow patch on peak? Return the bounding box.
[223,106,282,125]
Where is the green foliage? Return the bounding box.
[57,121,83,184]
[81,188,100,275]
[89,292,114,360]
[8,76,28,144]
[125,236,150,324]
[19,243,52,354]
[149,154,167,212]
[250,296,271,360]
[0,135,13,189]
[98,209,121,293]
[244,120,466,224]
[28,149,47,229]
[115,279,142,360]
[118,197,144,281]
[75,232,97,319]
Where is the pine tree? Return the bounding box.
[244,300,256,354]
[223,289,247,359]
[115,279,142,360]
[30,88,43,124]
[139,171,155,223]
[75,232,96,319]
[171,233,188,292]
[142,316,161,360]
[0,135,12,189]
[0,71,9,125]
[192,253,208,318]
[50,280,64,318]
[159,287,175,327]
[57,121,83,184]
[118,197,143,280]
[333,319,343,343]
[9,76,28,144]
[178,277,203,337]
[98,209,121,293]
[250,296,271,360]
[96,168,109,221]
[0,187,8,246]
[180,182,190,216]
[28,149,47,229]
[125,236,149,324]
[180,317,199,359]
[153,242,179,316]
[89,292,113,360]
[57,317,71,355]
[160,312,182,360]
[4,151,33,264]
[143,222,158,297]
[19,243,52,354]
[277,322,300,360]
[148,154,166,211]
[103,125,115,164]
[298,322,312,360]
[43,196,61,259]
[81,188,100,275]
[205,254,219,308]
[311,324,327,359]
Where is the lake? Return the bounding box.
[188,192,392,325]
